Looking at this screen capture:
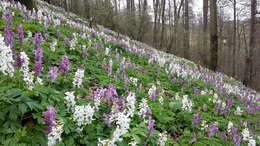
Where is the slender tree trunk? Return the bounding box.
[114,0,118,14]
[172,0,184,54]
[244,0,257,86]
[209,0,218,71]
[138,0,147,41]
[64,0,68,11]
[183,0,190,59]
[160,0,166,49]
[126,0,130,11]
[153,0,159,47]
[232,0,237,77]
[202,0,208,65]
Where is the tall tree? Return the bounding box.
[153,0,160,47]
[138,0,148,41]
[160,0,165,49]
[183,0,190,59]
[114,0,118,14]
[168,0,184,53]
[209,0,218,71]
[160,0,166,49]
[232,0,237,77]
[244,0,257,86]
[126,0,130,11]
[202,0,208,65]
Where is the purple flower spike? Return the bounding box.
[47,67,59,81]
[34,32,42,49]
[44,33,49,40]
[17,24,24,43]
[64,37,70,48]
[150,90,157,101]
[220,132,227,141]
[116,97,125,111]
[192,133,197,143]
[34,47,43,76]
[233,135,242,146]
[208,123,218,137]
[142,141,147,146]
[106,85,117,100]
[4,27,14,48]
[193,113,201,128]
[57,30,61,40]
[226,98,233,107]
[4,10,13,27]
[145,108,152,118]
[59,55,70,76]
[231,127,238,136]
[147,117,155,136]
[43,106,56,134]
[14,51,24,67]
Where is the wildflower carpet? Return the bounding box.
[0,0,259,146]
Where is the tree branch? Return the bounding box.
[177,0,184,19]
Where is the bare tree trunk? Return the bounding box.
[183,0,190,59]
[126,0,130,11]
[209,0,218,71]
[171,0,184,54]
[160,0,166,50]
[114,0,118,14]
[153,0,159,47]
[244,0,257,86]
[202,0,208,65]
[131,0,135,12]
[138,0,147,41]
[232,0,237,77]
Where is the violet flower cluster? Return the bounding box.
[34,32,42,49]
[17,24,24,43]
[59,55,70,76]
[193,113,201,128]
[47,66,59,81]
[34,47,43,76]
[4,27,14,48]
[4,9,13,27]
[43,106,56,134]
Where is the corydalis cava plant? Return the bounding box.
[34,32,42,49]
[20,51,34,90]
[0,34,14,77]
[43,107,64,146]
[43,106,56,134]
[99,92,136,146]
[4,27,14,48]
[4,9,13,27]
[73,104,95,132]
[47,66,59,81]
[34,47,43,77]
[73,65,84,88]
[17,24,24,43]
[59,55,70,76]
[47,120,64,146]
[64,91,76,111]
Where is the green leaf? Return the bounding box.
[26,101,42,111]
[18,104,28,114]
[8,105,18,120]
[169,101,181,111]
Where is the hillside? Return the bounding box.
[0,0,259,146]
